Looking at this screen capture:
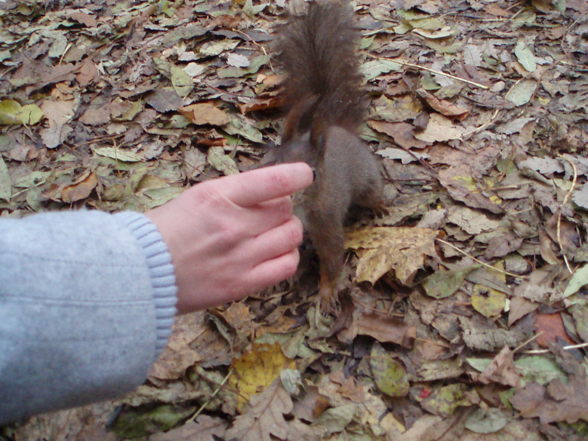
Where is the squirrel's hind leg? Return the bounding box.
[306,208,345,314]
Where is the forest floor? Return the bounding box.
[1,0,587,440]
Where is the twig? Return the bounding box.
[366,54,489,90]
[513,332,542,353]
[522,342,588,355]
[556,155,577,274]
[460,108,500,140]
[436,238,528,280]
[188,368,233,423]
[231,28,275,72]
[58,42,73,65]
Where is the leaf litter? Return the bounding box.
[1,0,588,440]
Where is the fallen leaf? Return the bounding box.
[476,346,520,387]
[229,343,295,410]
[0,99,43,126]
[370,342,409,397]
[0,156,12,201]
[149,312,208,381]
[315,403,357,435]
[111,405,194,438]
[514,40,537,72]
[563,263,588,297]
[149,415,228,441]
[416,89,469,119]
[438,166,503,214]
[506,80,537,106]
[207,146,239,175]
[346,226,438,285]
[368,121,429,149]
[338,310,416,348]
[465,408,509,434]
[179,102,229,126]
[508,296,538,327]
[416,383,479,417]
[414,113,465,142]
[471,284,506,318]
[422,266,478,299]
[146,88,183,113]
[361,59,402,81]
[94,147,143,162]
[61,171,98,203]
[39,100,75,148]
[534,313,574,347]
[171,64,193,98]
[225,379,293,441]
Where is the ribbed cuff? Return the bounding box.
[114,211,177,358]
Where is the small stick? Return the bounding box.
[365,54,489,90]
[460,108,500,140]
[523,341,588,355]
[513,332,542,353]
[436,238,528,280]
[231,28,275,72]
[188,368,233,423]
[556,155,577,274]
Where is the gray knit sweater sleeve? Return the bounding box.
[0,210,177,424]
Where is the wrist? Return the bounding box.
[115,211,178,355]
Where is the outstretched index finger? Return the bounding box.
[221,163,313,207]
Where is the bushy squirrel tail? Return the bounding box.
[277,0,365,135]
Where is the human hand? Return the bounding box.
[146,163,313,314]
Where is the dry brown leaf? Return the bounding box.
[508,296,538,327]
[76,58,99,87]
[414,113,465,142]
[292,386,330,422]
[330,370,366,403]
[476,346,520,387]
[416,89,470,120]
[148,312,209,381]
[346,226,438,285]
[215,302,256,349]
[39,100,76,148]
[338,310,415,348]
[238,96,282,114]
[511,371,588,424]
[225,379,293,441]
[367,120,429,149]
[80,104,111,126]
[534,313,574,348]
[180,102,229,126]
[61,171,98,203]
[438,165,503,214]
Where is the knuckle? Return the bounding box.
[279,197,294,217]
[281,250,300,277]
[193,184,225,207]
[267,169,292,193]
[217,220,241,244]
[286,218,304,245]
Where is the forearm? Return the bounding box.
[0,210,176,424]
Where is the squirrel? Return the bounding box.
[274,0,384,311]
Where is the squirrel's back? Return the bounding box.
[277,0,365,130]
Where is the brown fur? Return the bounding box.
[275,0,384,311]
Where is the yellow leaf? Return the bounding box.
[229,343,295,410]
[0,99,43,126]
[471,262,507,318]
